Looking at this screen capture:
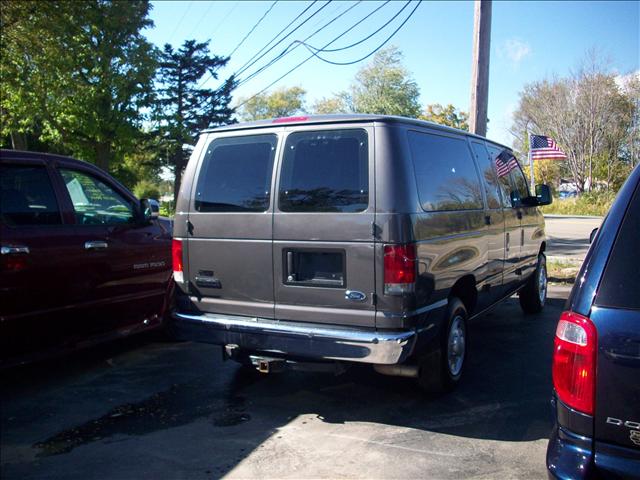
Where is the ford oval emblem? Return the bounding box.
[345,290,366,301]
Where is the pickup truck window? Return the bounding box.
[60,169,134,225]
[0,165,61,226]
[408,131,483,212]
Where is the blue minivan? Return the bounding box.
[547,164,640,479]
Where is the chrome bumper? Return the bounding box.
[172,311,416,365]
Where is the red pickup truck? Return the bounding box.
[0,150,173,367]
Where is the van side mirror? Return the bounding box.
[534,184,552,206]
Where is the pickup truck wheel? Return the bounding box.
[417,298,467,393]
[519,253,547,314]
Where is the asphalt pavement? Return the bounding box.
[543,215,602,260]
[1,285,572,480]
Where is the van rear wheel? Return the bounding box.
[417,298,467,393]
[519,253,547,314]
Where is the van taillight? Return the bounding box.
[383,244,416,295]
[552,311,597,415]
[172,239,183,282]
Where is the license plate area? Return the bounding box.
[283,249,345,288]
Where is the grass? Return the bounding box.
[541,190,615,217]
[547,258,582,284]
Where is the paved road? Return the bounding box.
[544,215,602,260]
[1,285,571,480]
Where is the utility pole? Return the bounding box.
[469,0,492,137]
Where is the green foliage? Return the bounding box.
[1,1,158,172]
[341,46,421,117]
[239,87,306,121]
[153,39,235,202]
[420,104,469,130]
[159,201,175,217]
[541,190,616,216]
[133,179,161,200]
[312,96,348,114]
[512,53,637,193]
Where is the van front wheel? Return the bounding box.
[519,253,547,314]
[417,298,467,393]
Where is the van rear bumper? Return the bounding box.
[172,311,416,365]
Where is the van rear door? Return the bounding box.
[186,132,279,319]
[273,126,376,328]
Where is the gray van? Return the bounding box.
[171,115,551,391]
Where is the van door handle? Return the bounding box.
[84,241,108,250]
[516,210,523,220]
[484,215,491,225]
[1,245,30,255]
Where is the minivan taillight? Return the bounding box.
[172,239,183,282]
[383,244,416,295]
[552,311,597,415]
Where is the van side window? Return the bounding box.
[408,131,483,212]
[279,129,368,213]
[195,134,277,212]
[509,164,530,204]
[487,146,516,207]
[0,164,62,226]
[470,141,501,209]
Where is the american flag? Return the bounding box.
[530,135,567,160]
[495,150,519,178]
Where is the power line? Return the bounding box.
[301,0,420,65]
[181,1,217,43]
[228,1,279,57]
[235,0,366,89]
[234,0,422,110]
[303,0,406,54]
[234,1,332,79]
[168,1,194,43]
[210,2,241,39]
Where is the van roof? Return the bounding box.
[201,114,511,151]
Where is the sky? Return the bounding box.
[144,0,640,147]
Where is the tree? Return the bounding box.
[340,46,421,117]
[312,96,348,115]
[153,39,235,203]
[421,104,469,130]
[238,87,306,121]
[511,54,636,193]
[1,1,158,173]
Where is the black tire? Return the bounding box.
[417,298,468,393]
[519,253,547,314]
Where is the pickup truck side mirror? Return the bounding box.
[534,184,552,206]
[140,198,159,222]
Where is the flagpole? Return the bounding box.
[528,133,535,194]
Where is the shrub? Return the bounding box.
[542,190,616,216]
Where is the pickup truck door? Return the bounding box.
[54,165,171,337]
[0,161,82,361]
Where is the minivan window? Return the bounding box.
[595,184,640,310]
[60,169,135,225]
[279,129,368,213]
[408,131,483,212]
[195,134,277,212]
[470,141,501,209]
[0,164,61,226]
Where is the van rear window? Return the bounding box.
[408,131,483,212]
[195,135,277,212]
[278,129,368,213]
